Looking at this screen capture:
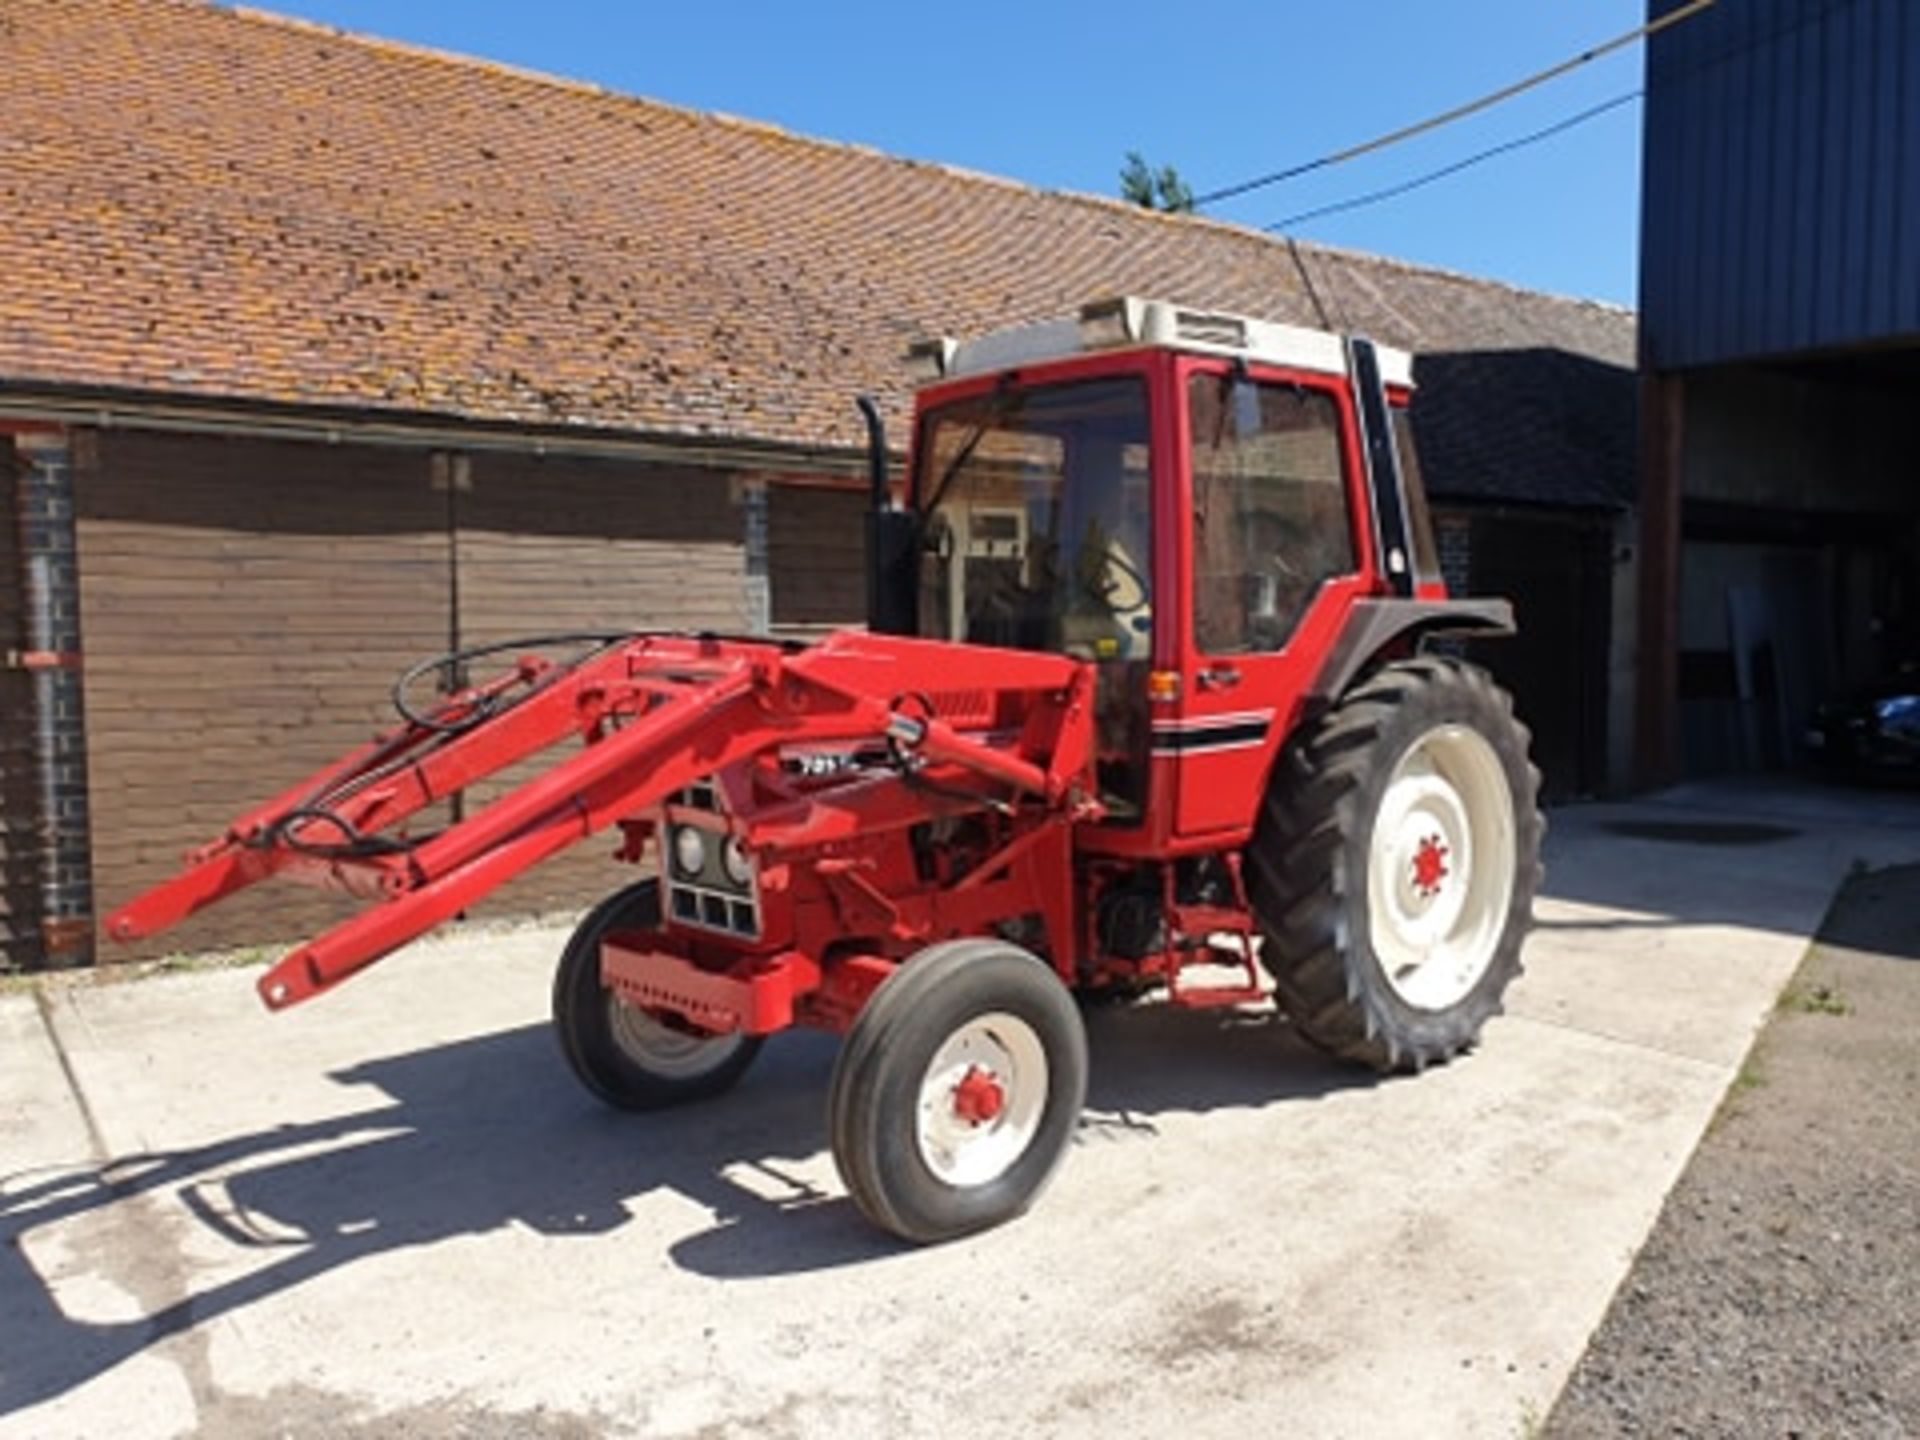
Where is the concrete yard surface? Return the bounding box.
[3,780,1917,1438]
[1547,860,1920,1436]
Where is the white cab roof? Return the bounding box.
[937,297,1415,390]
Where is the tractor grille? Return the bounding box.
[927,689,993,726]
[668,882,758,939]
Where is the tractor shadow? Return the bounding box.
[0,1000,1366,1415]
[673,999,1378,1281]
[1081,998,1371,1133]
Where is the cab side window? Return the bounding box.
[1391,404,1444,585]
[1190,376,1354,654]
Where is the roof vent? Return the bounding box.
[1077,296,1143,349]
[904,336,957,381]
[1173,309,1248,349]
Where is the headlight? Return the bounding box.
[671,825,707,878]
[722,837,754,887]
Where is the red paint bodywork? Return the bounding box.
[107,346,1426,1033]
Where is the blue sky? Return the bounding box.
[266,1,1650,306]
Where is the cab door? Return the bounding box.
[1164,359,1373,838]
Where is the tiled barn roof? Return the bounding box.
[1,0,1636,502]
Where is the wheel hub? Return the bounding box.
[1411,835,1450,897]
[951,1066,1007,1125]
[915,1012,1048,1187]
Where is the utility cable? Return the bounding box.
[1192,0,1716,208]
[1258,0,1863,233]
[1270,90,1643,232]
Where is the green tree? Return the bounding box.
[1119,151,1195,213]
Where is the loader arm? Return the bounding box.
[106,631,1098,1011]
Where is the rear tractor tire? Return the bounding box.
[828,939,1088,1243]
[552,880,763,1110]
[1248,657,1543,1073]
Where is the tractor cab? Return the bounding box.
[887,297,1442,842]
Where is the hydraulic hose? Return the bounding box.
[391,631,638,733]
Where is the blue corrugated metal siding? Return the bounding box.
[1640,0,1920,368]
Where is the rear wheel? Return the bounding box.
[552,880,763,1110]
[828,939,1088,1243]
[1248,657,1542,1072]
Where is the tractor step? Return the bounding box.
[1166,980,1267,1009]
[1169,903,1248,937]
[1163,940,1267,1010]
[1163,855,1265,1009]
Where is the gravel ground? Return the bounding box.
[1546,863,1920,1439]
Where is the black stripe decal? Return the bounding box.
[1150,721,1271,753]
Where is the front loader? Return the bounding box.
[111,297,1542,1242]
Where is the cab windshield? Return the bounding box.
[914,376,1152,663]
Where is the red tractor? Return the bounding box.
[110,297,1542,1242]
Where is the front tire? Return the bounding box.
[552,879,763,1110]
[828,939,1088,1243]
[1248,657,1543,1072]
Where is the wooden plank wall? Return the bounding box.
[768,484,864,636]
[78,434,754,961]
[79,431,451,959]
[455,453,746,920]
[66,430,870,964]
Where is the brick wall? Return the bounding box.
[21,433,95,963]
[1434,508,1473,599]
[0,441,38,970]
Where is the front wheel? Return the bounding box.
[1248,657,1543,1073]
[552,880,763,1110]
[828,939,1088,1243]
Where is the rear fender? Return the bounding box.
[1306,597,1514,706]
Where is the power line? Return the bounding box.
[1258,0,1866,233]
[1192,0,1716,209]
[1269,90,1644,233]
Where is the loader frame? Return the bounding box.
[110,631,1103,1021]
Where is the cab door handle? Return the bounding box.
[1198,666,1242,691]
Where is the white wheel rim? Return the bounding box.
[1366,723,1516,1012]
[607,999,746,1079]
[915,1012,1048,1188]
